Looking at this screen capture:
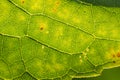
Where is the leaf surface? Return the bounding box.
[0,0,120,80]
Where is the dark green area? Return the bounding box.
[78,0,120,7]
[14,72,36,80]
[73,67,120,80]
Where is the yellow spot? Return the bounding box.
[31,0,42,10]
[54,63,64,70]
[80,59,83,63]
[86,48,89,52]
[52,1,61,13]
[79,34,84,39]
[17,13,26,21]
[21,0,25,4]
[82,52,87,58]
[51,54,57,64]
[19,15,25,21]
[111,30,118,37]
[97,29,106,36]
[31,3,38,10]
[46,31,49,34]
[63,39,72,48]
[58,9,70,19]
[72,17,81,24]
[42,45,45,49]
[79,56,83,63]
[36,61,42,67]
[47,0,54,5]
[55,27,63,37]
[79,56,82,59]
[46,64,55,72]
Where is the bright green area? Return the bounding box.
[0,0,120,80]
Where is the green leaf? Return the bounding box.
[0,0,120,80]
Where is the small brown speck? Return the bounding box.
[113,61,116,63]
[56,1,60,5]
[40,27,44,30]
[84,11,86,13]
[117,52,120,57]
[112,54,116,58]
[21,0,25,4]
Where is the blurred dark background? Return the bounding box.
[73,67,120,80]
[77,0,120,7]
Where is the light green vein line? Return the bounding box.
[24,57,70,80]
[1,36,12,79]
[14,72,37,80]
[12,72,26,80]
[8,0,31,15]
[19,38,26,71]
[0,59,12,79]
[32,13,94,37]
[0,7,14,27]
[25,35,72,55]
[75,0,93,6]
[0,35,3,57]
[102,60,120,69]
[7,0,94,37]
[7,60,28,79]
[26,16,32,36]
[0,34,20,39]
[96,37,120,42]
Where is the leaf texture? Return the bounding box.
[0,0,120,80]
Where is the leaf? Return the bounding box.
[0,0,120,80]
